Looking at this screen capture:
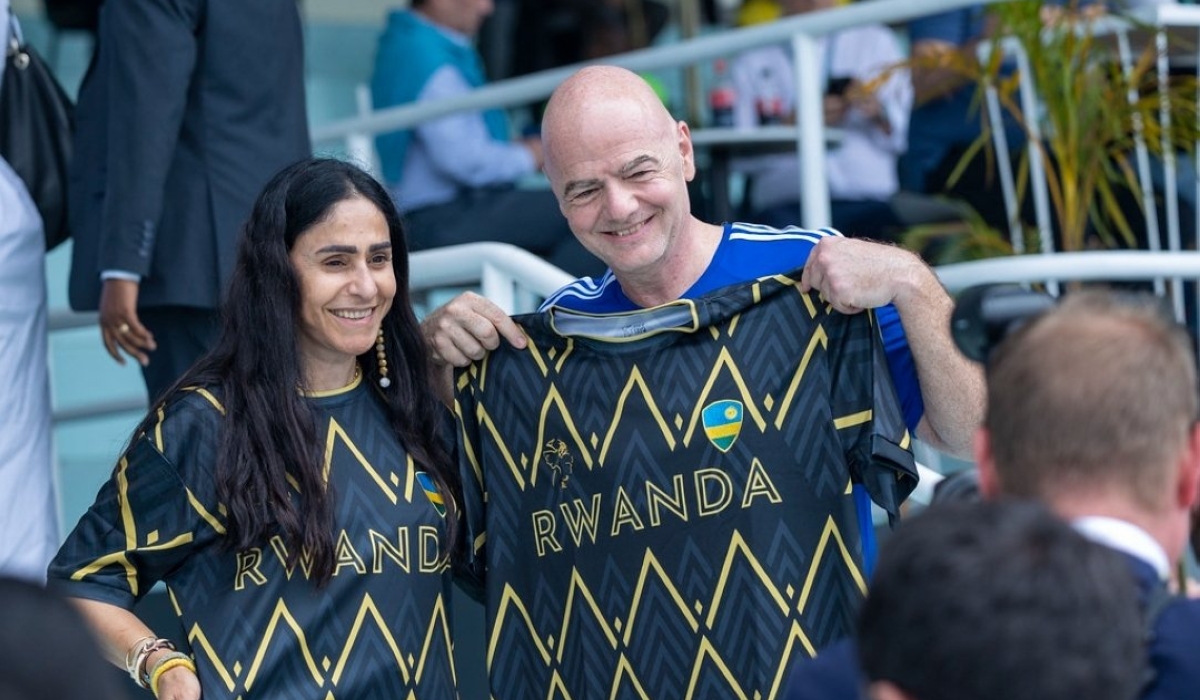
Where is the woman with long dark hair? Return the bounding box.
[48,158,463,699]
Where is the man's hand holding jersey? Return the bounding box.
[421,291,527,404]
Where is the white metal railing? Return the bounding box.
[311,0,1008,229]
[47,245,1200,515]
[48,244,569,425]
[407,242,574,314]
[979,6,1200,312]
[52,247,1200,421]
[936,249,1200,294]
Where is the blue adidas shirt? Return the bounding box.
[543,223,925,432]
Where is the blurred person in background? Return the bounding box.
[973,290,1200,699]
[67,0,311,404]
[0,0,57,583]
[371,0,602,276]
[899,3,1015,230]
[730,0,912,237]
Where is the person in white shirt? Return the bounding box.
[0,1,57,582]
[730,0,911,237]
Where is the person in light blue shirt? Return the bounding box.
[370,0,601,276]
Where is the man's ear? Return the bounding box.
[1175,423,1200,510]
[973,427,1001,499]
[678,121,696,182]
[867,680,916,700]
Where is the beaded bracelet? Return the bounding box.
[148,652,197,698]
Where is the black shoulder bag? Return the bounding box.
[0,13,75,251]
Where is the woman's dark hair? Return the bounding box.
[134,157,457,584]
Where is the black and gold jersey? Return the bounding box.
[455,269,916,700]
[49,377,458,700]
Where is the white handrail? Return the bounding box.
[408,242,574,303]
[410,242,575,315]
[935,249,1200,293]
[311,0,1000,144]
[48,244,570,424]
[310,0,1012,228]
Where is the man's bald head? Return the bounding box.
[542,66,678,182]
[534,64,703,297]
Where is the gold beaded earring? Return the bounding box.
[376,328,391,388]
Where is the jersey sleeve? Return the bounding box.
[451,370,489,588]
[831,309,919,521]
[47,395,224,607]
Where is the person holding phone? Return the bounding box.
[729,0,911,237]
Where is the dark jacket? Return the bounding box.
[68,0,310,311]
[783,553,1200,700]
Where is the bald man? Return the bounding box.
[425,65,982,698]
[425,65,981,457]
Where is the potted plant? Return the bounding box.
[902,0,1199,261]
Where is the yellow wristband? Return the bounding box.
[149,654,197,698]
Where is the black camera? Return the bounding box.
[950,284,1057,364]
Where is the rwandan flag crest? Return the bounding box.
[702,400,744,453]
[416,471,446,517]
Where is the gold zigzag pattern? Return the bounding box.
[598,365,675,465]
[186,592,454,695]
[456,396,485,487]
[323,417,400,504]
[774,325,828,430]
[470,335,581,393]
[490,516,861,700]
[527,334,576,378]
[535,385,596,485]
[476,402,530,490]
[471,328,876,493]
[70,452,200,594]
[682,346,769,446]
[72,412,419,590]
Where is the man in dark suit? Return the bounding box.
[68,0,310,402]
[858,500,1144,700]
[785,289,1200,700]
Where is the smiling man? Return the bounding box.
[424,65,980,459]
[423,65,983,698]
